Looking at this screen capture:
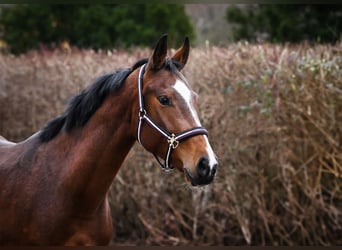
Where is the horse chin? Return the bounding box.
[171,159,183,172]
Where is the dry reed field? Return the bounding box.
[0,43,341,245]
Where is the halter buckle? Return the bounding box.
[168,133,179,149]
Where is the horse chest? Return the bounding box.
[61,201,114,246]
[0,192,113,245]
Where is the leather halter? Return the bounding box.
[137,63,209,171]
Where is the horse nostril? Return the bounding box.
[211,163,218,176]
[197,157,210,178]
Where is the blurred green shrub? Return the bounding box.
[0,4,194,54]
[226,5,342,43]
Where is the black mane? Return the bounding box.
[39,59,147,142]
[39,58,182,143]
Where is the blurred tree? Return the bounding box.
[0,4,194,54]
[226,5,342,43]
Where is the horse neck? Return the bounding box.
[54,73,140,214]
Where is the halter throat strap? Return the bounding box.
[137,63,208,171]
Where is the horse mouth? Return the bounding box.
[184,167,215,186]
[184,168,198,186]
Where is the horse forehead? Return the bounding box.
[148,70,176,88]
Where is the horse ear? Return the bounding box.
[171,36,190,70]
[147,34,168,71]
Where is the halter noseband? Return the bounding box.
[137,63,209,171]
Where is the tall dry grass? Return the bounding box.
[0,43,341,245]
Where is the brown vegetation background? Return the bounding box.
[0,43,341,245]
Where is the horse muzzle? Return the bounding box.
[184,156,218,186]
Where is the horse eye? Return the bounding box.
[158,95,172,106]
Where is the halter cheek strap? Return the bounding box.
[137,63,209,171]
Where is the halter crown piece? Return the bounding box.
[137,63,209,171]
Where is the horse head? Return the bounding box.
[136,34,218,186]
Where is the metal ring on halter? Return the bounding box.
[136,63,209,171]
[139,109,146,118]
[168,134,179,149]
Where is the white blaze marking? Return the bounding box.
[173,79,218,169]
[204,136,218,168]
[173,79,201,126]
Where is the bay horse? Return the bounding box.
[0,35,218,245]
